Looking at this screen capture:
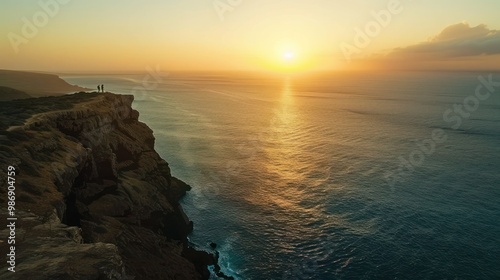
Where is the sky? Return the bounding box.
[1,0,500,72]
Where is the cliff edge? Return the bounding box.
[0,92,215,279]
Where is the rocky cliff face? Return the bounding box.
[0,92,215,279]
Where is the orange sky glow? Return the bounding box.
[1,1,500,73]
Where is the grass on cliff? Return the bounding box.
[0,92,100,133]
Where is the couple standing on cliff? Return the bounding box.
[97,84,105,92]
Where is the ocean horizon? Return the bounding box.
[62,71,500,279]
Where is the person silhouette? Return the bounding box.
[97,85,100,92]
[101,84,104,92]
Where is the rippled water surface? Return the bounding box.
[63,71,500,279]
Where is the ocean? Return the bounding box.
[62,71,500,280]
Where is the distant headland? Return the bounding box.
[0,70,86,99]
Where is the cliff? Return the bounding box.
[0,92,215,279]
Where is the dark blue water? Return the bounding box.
[63,71,500,279]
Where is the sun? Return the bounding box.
[282,51,295,62]
[258,46,314,72]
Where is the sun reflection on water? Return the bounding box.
[247,77,309,211]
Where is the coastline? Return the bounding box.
[0,70,87,98]
[0,91,224,279]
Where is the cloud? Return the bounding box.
[388,23,500,59]
[348,22,500,71]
